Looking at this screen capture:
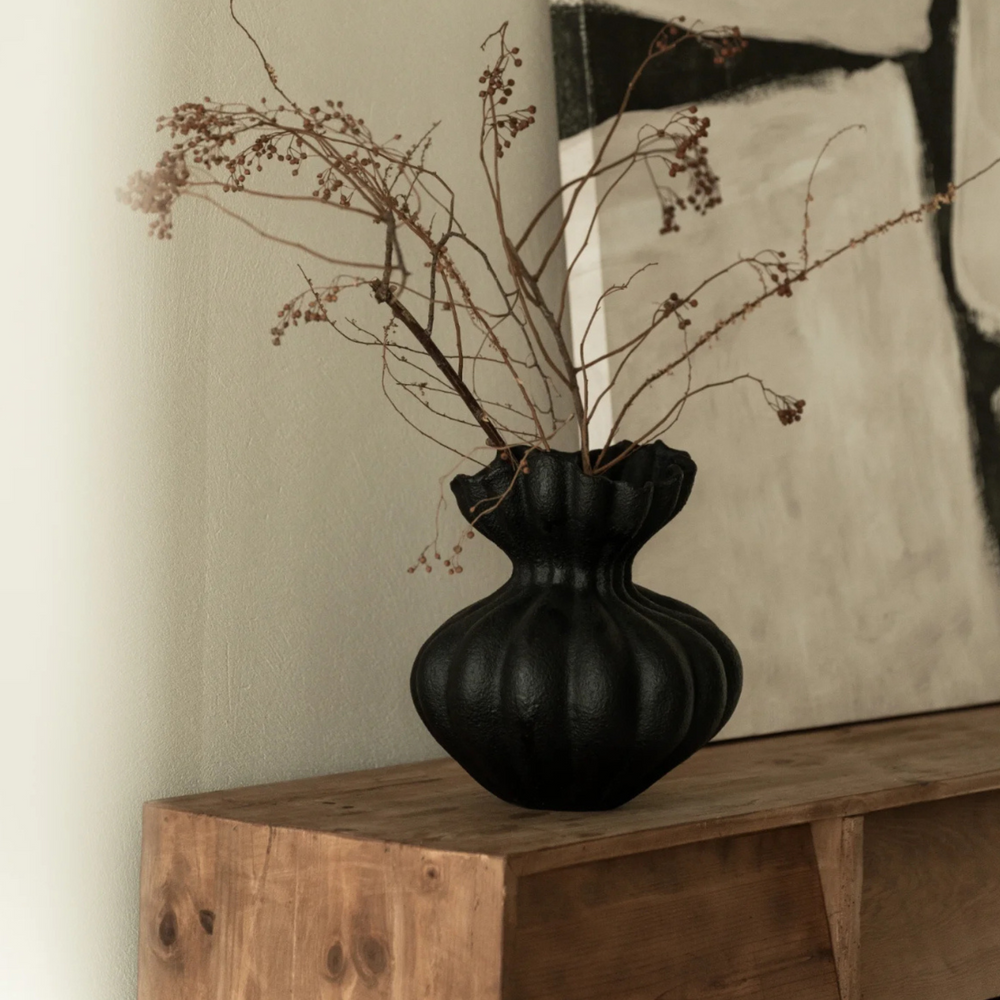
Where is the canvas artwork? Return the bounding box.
[549,0,1000,737]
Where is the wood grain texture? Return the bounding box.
[138,804,507,999]
[156,703,1000,874]
[861,790,1000,1000]
[140,705,1000,1000]
[507,824,841,1000]
[811,816,863,1000]
[138,807,219,1000]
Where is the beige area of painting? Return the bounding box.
[604,0,932,56]
[560,128,616,443]
[588,62,1000,737]
[954,0,1000,337]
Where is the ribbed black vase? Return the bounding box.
[410,441,742,811]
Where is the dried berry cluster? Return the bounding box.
[657,291,700,331]
[185,100,370,195]
[656,18,748,65]
[480,25,537,158]
[748,250,806,300]
[772,396,806,425]
[272,289,339,345]
[492,105,538,157]
[708,27,747,64]
[118,92,426,241]
[651,108,722,235]
[407,530,476,575]
[117,153,190,239]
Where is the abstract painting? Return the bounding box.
[550,0,1000,737]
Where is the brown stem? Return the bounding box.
[370,279,511,460]
[530,24,712,279]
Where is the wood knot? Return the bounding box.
[423,864,440,881]
[325,941,345,981]
[158,910,178,948]
[198,909,215,935]
[355,935,389,983]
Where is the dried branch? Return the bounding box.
[372,270,511,457]
[801,124,867,267]
[120,5,1000,574]
[595,153,1000,469]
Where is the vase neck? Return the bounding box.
[509,554,635,592]
[450,444,696,581]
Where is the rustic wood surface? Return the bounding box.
[507,824,841,1000]
[140,704,1000,1000]
[861,790,1000,1000]
[811,816,864,1000]
[139,809,218,1000]
[138,804,507,999]
[157,702,1000,874]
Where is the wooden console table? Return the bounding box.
[139,703,1000,1000]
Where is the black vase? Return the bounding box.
[410,441,742,811]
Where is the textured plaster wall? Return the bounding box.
[0,1,564,998]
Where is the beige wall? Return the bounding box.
[0,1,563,997]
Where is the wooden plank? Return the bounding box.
[507,824,841,1000]
[861,790,1000,1000]
[153,703,1000,873]
[811,817,863,1000]
[138,805,219,1000]
[138,805,507,999]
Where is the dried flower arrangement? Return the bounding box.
[120,3,998,572]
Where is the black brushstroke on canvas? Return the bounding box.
[550,4,881,140]
[902,0,1000,560]
[550,0,1000,557]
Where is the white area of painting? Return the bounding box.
[589,62,1000,737]
[566,0,933,57]
[559,130,615,448]
[954,0,1000,338]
